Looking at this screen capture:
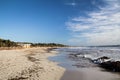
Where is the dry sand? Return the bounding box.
[0,47,65,80]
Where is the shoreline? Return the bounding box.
[49,47,120,80]
[0,47,65,80]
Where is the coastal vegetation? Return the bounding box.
[31,43,67,47]
[0,38,17,47]
[0,38,67,48]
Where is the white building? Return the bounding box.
[17,43,31,48]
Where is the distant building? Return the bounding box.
[17,43,31,48]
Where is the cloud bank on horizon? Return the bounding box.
[67,0,120,46]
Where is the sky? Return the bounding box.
[0,0,120,46]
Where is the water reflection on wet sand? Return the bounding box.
[61,67,120,80]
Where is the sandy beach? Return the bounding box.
[0,47,65,80]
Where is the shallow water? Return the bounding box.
[49,47,120,80]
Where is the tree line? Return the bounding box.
[0,38,67,47]
[0,38,17,47]
[31,43,67,47]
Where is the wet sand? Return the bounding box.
[60,70,84,80]
[61,67,120,80]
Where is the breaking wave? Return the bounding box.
[66,47,120,61]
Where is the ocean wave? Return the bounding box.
[66,47,120,61]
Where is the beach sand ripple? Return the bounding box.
[0,48,65,80]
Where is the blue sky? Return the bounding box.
[0,0,120,46]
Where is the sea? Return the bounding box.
[49,47,120,80]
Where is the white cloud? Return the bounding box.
[66,2,77,6]
[67,0,120,46]
[65,0,77,7]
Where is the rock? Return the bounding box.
[100,61,120,72]
[92,56,111,64]
[69,53,83,57]
[98,56,110,59]
[92,56,120,72]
